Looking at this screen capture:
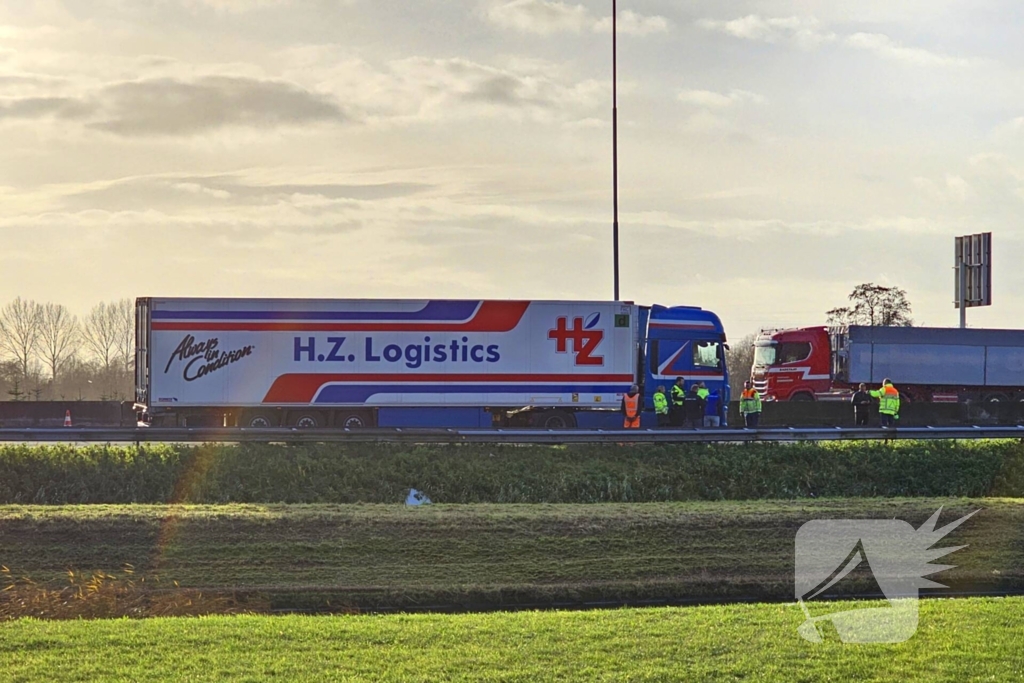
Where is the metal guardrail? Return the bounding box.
[2,425,1024,443]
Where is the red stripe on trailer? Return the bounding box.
[151,301,531,333]
[263,373,635,403]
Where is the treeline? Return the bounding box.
[0,298,134,401]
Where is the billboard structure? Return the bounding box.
[954,232,992,328]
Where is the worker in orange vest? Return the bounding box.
[621,384,641,429]
[740,380,762,428]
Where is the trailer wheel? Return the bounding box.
[531,410,576,429]
[241,411,278,428]
[336,411,373,429]
[288,411,324,429]
[984,393,1009,404]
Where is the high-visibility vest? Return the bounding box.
[871,385,900,416]
[671,385,685,406]
[652,391,669,415]
[696,387,710,400]
[740,388,762,414]
[623,393,640,419]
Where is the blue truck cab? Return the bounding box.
[640,305,730,422]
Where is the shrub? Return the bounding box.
[0,440,1021,504]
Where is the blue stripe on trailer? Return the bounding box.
[151,300,480,321]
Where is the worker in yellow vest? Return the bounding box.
[739,380,762,428]
[870,379,900,428]
[621,384,641,429]
[652,385,670,427]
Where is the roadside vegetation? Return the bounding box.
[1,499,1019,614]
[3,598,1021,681]
[1,441,1022,505]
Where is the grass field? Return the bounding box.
[3,597,1022,681]
[2,499,1020,612]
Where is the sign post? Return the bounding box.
[954,232,992,328]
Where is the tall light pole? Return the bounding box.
[612,0,620,301]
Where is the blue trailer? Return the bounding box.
[835,325,1024,404]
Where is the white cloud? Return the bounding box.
[698,15,975,67]
[487,1,668,36]
[696,15,836,50]
[486,0,589,34]
[178,0,296,13]
[845,33,973,67]
[593,11,669,36]
[282,54,607,126]
[991,117,1024,141]
[912,174,975,202]
[677,89,763,108]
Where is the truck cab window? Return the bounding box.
[693,341,722,369]
[777,342,811,364]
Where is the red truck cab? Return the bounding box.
[751,327,835,401]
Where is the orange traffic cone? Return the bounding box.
[64,410,72,427]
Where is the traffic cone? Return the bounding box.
[64,410,72,427]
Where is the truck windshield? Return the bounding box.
[754,345,776,367]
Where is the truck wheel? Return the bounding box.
[984,393,1008,404]
[242,411,278,428]
[790,392,814,402]
[288,411,324,429]
[531,410,576,429]
[336,411,373,429]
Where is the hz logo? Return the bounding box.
[548,314,604,366]
[794,507,977,644]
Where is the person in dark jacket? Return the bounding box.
[851,383,872,426]
[670,377,686,427]
[683,383,705,429]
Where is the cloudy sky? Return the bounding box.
[2,0,1023,339]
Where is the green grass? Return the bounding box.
[1,440,1024,504]
[2,499,1021,611]
[3,598,1023,681]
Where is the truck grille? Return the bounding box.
[752,379,769,396]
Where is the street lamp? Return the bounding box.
[612,0,620,301]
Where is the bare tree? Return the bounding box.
[83,301,119,369]
[0,297,43,378]
[37,303,81,382]
[113,298,135,373]
[725,333,757,400]
[827,284,913,327]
